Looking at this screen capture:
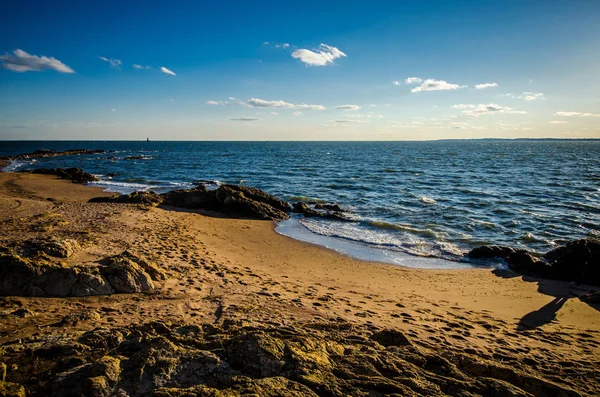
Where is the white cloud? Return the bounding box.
[411,79,466,93]
[368,104,377,107]
[393,80,401,86]
[168,98,175,102]
[98,56,122,69]
[518,92,544,101]
[246,98,325,110]
[405,77,422,84]
[0,49,74,73]
[461,103,527,117]
[109,108,116,112]
[549,121,568,124]
[475,82,498,89]
[291,44,346,66]
[206,100,224,105]
[160,66,176,76]
[451,104,477,109]
[230,118,260,121]
[293,111,304,116]
[133,64,151,69]
[555,111,599,117]
[336,104,360,111]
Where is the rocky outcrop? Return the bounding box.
[0,149,104,161]
[0,246,164,297]
[24,168,98,184]
[467,238,600,286]
[542,238,600,285]
[161,185,218,209]
[89,191,163,206]
[21,237,80,258]
[293,201,349,221]
[161,185,290,220]
[0,321,584,397]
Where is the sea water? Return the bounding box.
[2,140,599,266]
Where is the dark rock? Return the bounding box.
[543,238,600,286]
[161,185,217,209]
[467,245,549,277]
[215,186,289,220]
[370,329,412,347]
[466,245,516,259]
[222,184,291,213]
[579,291,600,304]
[0,149,104,161]
[293,201,350,221]
[26,167,98,184]
[10,308,34,318]
[314,203,344,212]
[89,191,163,206]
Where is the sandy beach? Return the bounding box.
[1,171,599,396]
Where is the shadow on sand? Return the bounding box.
[492,268,600,330]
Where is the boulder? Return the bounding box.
[579,291,600,304]
[26,167,98,184]
[101,258,155,294]
[215,186,289,220]
[293,201,349,221]
[89,191,163,206]
[22,237,81,258]
[222,184,291,213]
[542,238,600,286]
[370,329,412,347]
[466,245,516,260]
[161,185,218,209]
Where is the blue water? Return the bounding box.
[2,141,599,264]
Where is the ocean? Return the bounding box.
[2,140,599,268]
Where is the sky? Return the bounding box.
[1,0,599,141]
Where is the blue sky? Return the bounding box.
[1,0,599,140]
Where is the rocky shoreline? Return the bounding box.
[1,163,599,396]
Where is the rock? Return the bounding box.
[25,167,98,184]
[10,309,34,318]
[89,191,163,206]
[22,237,80,258]
[215,186,289,220]
[0,246,157,297]
[466,245,548,277]
[579,291,600,304]
[293,201,349,221]
[466,245,516,259]
[161,185,218,209]
[0,149,104,161]
[370,329,412,347]
[101,258,155,294]
[222,184,291,213]
[0,382,26,397]
[543,238,600,286]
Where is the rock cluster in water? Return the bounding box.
[467,238,600,286]
[0,240,165,297]
[0,320,581,397]
[0,149,105,161]
[23,168,99,184]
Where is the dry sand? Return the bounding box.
[1,172,599,395]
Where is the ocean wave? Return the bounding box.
[420,196,437,205]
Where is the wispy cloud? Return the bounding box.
[405,77,422,84]
[549,121,568,124]
[411,79,466,93]
[291,44,346,66]
[335,104,360,111]
[293,111,304,116]
[461,103,527,117]
[98,56,122,69]
[475,82,498,89]
[207,97,325,110]
[109,108,116,112]
[555,111,599,117]
[451,104,477,109]
[230,118,260,121]
[0,49,74,73]
[160,66,176,76]
[392,80,401,86]
[518,92,544,101]
[246,98,325,110]
[133,64,151,70]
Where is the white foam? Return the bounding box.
[276,219,479,269]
